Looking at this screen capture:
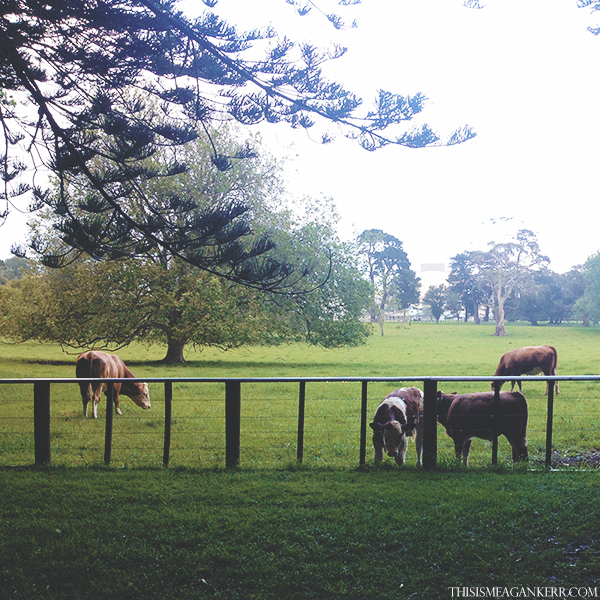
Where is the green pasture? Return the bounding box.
[2,323,600,600]
[1,322,600,468]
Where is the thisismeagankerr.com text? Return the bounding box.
[449,588,598,598]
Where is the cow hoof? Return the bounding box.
[116,408,122,415]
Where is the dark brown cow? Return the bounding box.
[493,345,559,394]
[76,351,151,418]
[369,387,424,466]
[437,391,528,466]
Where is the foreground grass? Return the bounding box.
[1,466,599,600]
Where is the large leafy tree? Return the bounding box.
[0,134,371,361]
[0,218,371,362]
[476,229,549,336]
[423,284,446,324]
[506,267,585,326]
[356,229,420,334]
[0,0,475,282]
[447,251,489,324]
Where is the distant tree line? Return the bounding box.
[421,229,588,333]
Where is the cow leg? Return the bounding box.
[114,383,122,415]
[373,433,384,463]
[508,437,528,463]
[457,439,472,467]
[414,420,424,466]
[79,382,92,418]
[92,384,103,419]
[102,384,123,416]
[395,435,409,466]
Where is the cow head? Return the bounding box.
[370,421,408,458]
[127,383,151,410]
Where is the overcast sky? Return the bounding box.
[2,0,600,279]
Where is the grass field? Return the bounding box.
[2,322,600,469]
[1,323,600,599]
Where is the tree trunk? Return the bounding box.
[474,302,481,325]
[162,340,186,363]
[494,295,507,336]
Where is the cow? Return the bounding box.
[493,345,559,395]
[369,387,424,466]
[437,391,529,467]
[76,351,151,418]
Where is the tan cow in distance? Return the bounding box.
[493,345,559,395]
[76,351,151,418]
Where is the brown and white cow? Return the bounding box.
[76,351,151,418]
[493,345,559,395]
[369,387,424,466]
[437,391,529,466]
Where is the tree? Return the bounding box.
[575,253,600,326]
[423,285,447,324]
[476,229,549,336]
[505,267,584,326]
[0,129,372,361]
[1,0,475,277]
[0,222,371,362]
[356,229,420,335]
[448,251,489,324]
[0,256,33,284]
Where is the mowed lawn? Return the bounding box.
[1,323,600,599]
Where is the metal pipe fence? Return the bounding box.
[1,375,599,469]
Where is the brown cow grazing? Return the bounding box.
[437,391,528,467]
[493,345,559,395]
[369,387,424,466]
[76,351,151,418]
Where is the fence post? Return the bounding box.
[422,379,437,470]
[491,381,501,466]
[360,381,368,465]
[225,381,241,468]
[163,381,172,467]
[545,382,555,468]
[34,382,51,466]
[297,381,305,462]
[104,382,114,465]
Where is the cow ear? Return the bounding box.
[369,422,383,432]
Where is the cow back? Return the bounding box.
[441,391,528,440]
[495,345,557,376]
[384,387,423,423]
[76,351,129,380]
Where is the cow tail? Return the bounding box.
[84,383,94,405]
[550,345,558,374]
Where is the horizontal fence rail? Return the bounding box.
[1,375,599,469]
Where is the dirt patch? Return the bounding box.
[533,450,600,468]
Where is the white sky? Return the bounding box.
[2,0,600,278]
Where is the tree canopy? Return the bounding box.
[356,229,420,334]
[0,131,372,361]
[1,0,475,282]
